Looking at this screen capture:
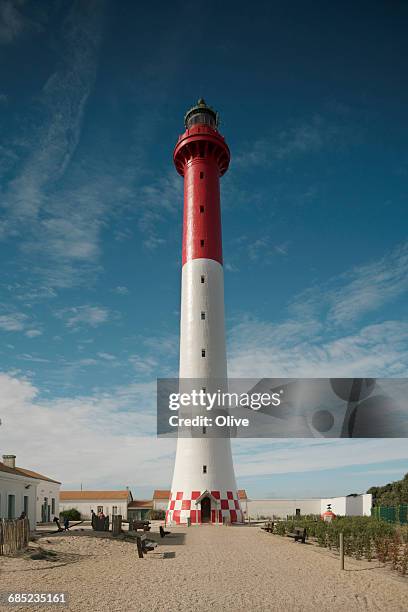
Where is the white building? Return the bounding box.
[245,493,372,519]
[60,490,133,520]
[0,454,61,526]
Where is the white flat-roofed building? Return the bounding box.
[245,493,372,519]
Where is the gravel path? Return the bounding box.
[0,525,407,611]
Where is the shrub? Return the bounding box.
[147,509,165,520]
[60,508,81,521]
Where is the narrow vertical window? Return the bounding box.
[200,205,204,213]
[201,311,205,320]
[203,465,207,474]
[200,172,204,179]
[200,239,205,247]
[201,349,206,357]
[203,426,207,434]
[200,275,205,284]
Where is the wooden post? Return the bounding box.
[339,532,344,570]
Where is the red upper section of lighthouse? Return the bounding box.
[174,99,230,266]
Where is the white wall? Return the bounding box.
[362,493,373,516]
[59,500,128,519]
[0,472,37,527]
[153,500,168,511]
[36,480,60,523]
[247,498,321,519]
[320,496,346,516]
[247,494,372,519]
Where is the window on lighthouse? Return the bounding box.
[200,239,205,247]
[201,311,205,320]
[201,349,206,357]
[200,172,204,179]
[203,465,207,474]
[200,275,205,283]
[200,205,204,213]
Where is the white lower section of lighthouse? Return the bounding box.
[167,258,243,524]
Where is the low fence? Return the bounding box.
[0,518,30,556]
[372,505,408,524]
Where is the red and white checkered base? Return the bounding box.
[166,490,243,524]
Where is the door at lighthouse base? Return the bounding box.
[201,497,211,523]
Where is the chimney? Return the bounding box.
[2,454,16,469]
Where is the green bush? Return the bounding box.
[60,508,81,521]
[147,509,165,520]
[273,515,405,571]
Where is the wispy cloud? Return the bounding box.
[112,286,129,295]
[0,312,28,331]
[0,372,175,489]
[137,171,182,250]
[228,242,408,378]
[234,115,339,168]
[0,1,107,288]
[290,241,408,325]
[0,0,31,45]
[25,328,42,338]
[56,305,110,329]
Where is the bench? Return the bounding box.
[287,527,307,543]
[129,520,151,532]
[261,521,274,533]
[136,534,157,558]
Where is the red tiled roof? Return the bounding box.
[0,461,60,484]
[15,467,61,484]
[60,491,130,501]
[153,490,170,500]
[128,500,153,509]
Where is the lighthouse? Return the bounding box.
[166,99,243,525]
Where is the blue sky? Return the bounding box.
[0,0,407,499]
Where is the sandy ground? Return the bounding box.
[0,523,407,612]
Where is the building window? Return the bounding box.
[112,506,118,516]
[7,495,15,519]
[200,275,205,283]
[202,387,206,393]
[203,465,207,474]
[51,498,55,514]
[200,172,204,179]
[203,426,206,434]
[23,496,29,515]
[201,311,205,320]
[201,349,206,357]
[200,239,205,247]
[200,205,204,213]
[295,508,301,516]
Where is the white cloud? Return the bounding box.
[0,1,108,288]
[98,352,116,361]
[234,115,339,167]
[0,372,175,490]
[129,355,159,376]
[0,312,28,331]
[290,241,408,325]
[228,243,408,378]
[56,305,110,329]
[113,286,129,295]
[232,438,408,478]
[25,329,42,338]
[0,0,27,45]
[0,371,406,493]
